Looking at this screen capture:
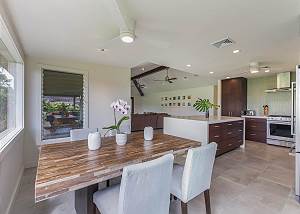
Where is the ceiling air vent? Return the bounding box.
[211,36,235,48]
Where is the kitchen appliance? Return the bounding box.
[267,115,295,147]
[265,72,292,93]
[293,65,299,202]
[243,110,256,116]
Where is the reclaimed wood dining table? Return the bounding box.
[35,131,201,214]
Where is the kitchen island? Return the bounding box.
[164,115,245,156]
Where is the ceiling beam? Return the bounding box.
[133,79,144,96]
[131,66,169,80]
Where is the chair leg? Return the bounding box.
[181,201,188,214]
[106,180,110,187]
[204,189,211,214]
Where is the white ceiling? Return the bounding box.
[131,62,217,94]
[4,0,300,81]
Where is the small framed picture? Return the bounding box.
[165,103,168,107]
[178,96,181,100]
[173,97,176,100]
[173,103,176,106]
[169,97,172,101]
[169,103,172,106]
[164,97,168,101]
[187,102,191,106]
[188,95,191,99]
[161,104,164,107]
[178,103,181,106]
[182,102,186,107]
[182,96,186,100]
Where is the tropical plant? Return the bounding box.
[193,98,219,117]
[103,99,130,135]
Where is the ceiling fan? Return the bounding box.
[153,68,177,83]
[98,0,169,49]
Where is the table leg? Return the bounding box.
[75,183,98,214]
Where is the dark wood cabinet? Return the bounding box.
[209,120,244,156]
[221,77,247,117]
[245,117,267,143]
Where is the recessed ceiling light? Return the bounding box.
[265,69,270,73]
[96,48,108,52]
[233,49,240,54]
[226,76,230,79]
[209,72,214,74]
[186,64,191,67]
[141,68,145,71]
[120,32,135,43]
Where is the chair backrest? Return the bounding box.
[181,142,217,202]
[118,154,174,214]
[70,128,97,141]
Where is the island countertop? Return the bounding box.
[167,115,244,124]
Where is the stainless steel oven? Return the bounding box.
[267,119,295,147]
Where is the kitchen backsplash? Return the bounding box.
[247,73,295,116]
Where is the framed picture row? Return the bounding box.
[160,95,192,107]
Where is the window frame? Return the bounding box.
[0,14,24,155]
[40,64,89,145]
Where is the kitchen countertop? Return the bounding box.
[168,115,244,124]
[241,115,268,119]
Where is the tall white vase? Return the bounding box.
[144,127,154,141]
[88,132,101,150]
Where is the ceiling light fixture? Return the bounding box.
[96,48,108,52]
[141,68,145,71]
[250,62,260,74]
[120,32,135,43]
[233,49,240,54]
[226,76,230,79]
[209,72,214,74]
[265,69,270,73]
[186,64,191,67]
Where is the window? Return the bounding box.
[0,14,24,151]
[0,41,17,139]
[42,70,84,140]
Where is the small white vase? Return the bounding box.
[88,132,101,150]
[116,133,127,145]
[144,127,154,141]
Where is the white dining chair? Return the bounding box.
[93,154,174,214]
[70,128,97,141]
[171,142,217,214]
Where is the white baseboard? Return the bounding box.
[5,166,24,214]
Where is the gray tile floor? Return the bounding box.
[10,141,300,214]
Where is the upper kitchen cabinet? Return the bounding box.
[222,77,247,117]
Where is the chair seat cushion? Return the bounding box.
[171,164,184,200]
[93,184,120,214]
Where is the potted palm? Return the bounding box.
[193,98,219,118]
[103,99,130,145]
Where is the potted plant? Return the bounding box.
[193,98,219,118]
[103,99,130,145]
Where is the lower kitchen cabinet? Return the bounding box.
[245,118,267,143]
[209,120,244,156]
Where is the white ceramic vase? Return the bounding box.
[88,132,101,150]
[144,127,154,141]
[116,133,127,145]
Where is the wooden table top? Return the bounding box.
[35,132,200,202]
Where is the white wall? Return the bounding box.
[0,132,24,214]
[133,85,217,116]
[0,2,25,214]
[24,57,131,168]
